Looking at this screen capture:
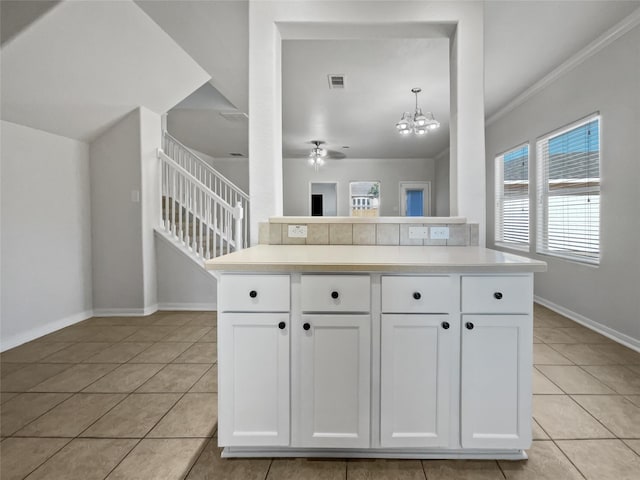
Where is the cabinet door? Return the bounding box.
[380,314,453,447]
[218,313,289,446]
[297,315,370,448]
[461,314,532,449]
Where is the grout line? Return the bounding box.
[4,392,75,437]
[101,437,143,480]
[419,458,428,480]
[14,436,75,479]
[552,439,588,480]
[263,458,274,480]
[495,459,507,479]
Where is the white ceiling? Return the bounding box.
[282,38,450,159]
[156,0,639,161]
[484,0,640,119]
[0,0,210,142]
[2,1,638,155]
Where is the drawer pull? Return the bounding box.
[331,291,339,299]
[441,321,450,330]
[494,292,503,300]
[278,321,286,330]
[303,322,311,331]
[249,290,258,298]
[413,292,422,300]
[465,322,475,330]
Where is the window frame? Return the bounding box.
[535,114,601,265]
[494,142,530,252]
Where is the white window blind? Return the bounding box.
[536,116,600,264]
[495,144,529,249]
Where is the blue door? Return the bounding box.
[406,189,424,216]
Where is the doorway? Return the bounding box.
[309,182,338,216]
[399,182,431,216]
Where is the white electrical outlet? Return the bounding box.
[430,226,450,240]
[408,227,429,239]
[288,225,308,238]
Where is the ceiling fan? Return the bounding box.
[288,140,347,159]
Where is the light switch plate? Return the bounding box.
[288,225,308,238]
[430,226,450,240]
[408,227,429,239]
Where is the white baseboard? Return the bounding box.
[1,309,94,352]
[158,303,217,311]
[535,295,640,352]
[93,305,158,317]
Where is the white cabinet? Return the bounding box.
[218,313,290,446]
[297,314,371,448]
[461,275,531,314]
[460,314,532,449]
[301,275,370,312]
[216,269,536,457]
[219,274,290,312]
[380,314,453,447]
[381,276,452,314]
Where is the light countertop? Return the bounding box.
[205,245,547,273]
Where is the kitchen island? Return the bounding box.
[206,245,546,459]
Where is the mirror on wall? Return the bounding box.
[349,181,380,217]
[282,37,451,216]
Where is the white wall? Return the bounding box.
[140,107,161,310]
[435,149,450,216]
[90,108,160,315]
[485,25,640,347]
[155,233,217,310]
[283,157,435,217]
[1,121,92,350]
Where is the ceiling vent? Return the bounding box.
[229,153,244,157]
[219,111,248,122]
[327,74,345,89]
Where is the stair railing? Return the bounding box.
[157,148,243,260]
[163,131,249,248]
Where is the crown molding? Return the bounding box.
[486,7,640,127]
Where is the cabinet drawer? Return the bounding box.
[301,275,370,312]
[461,275,532,314]
[381,276,452,313]
[219,275,290,312]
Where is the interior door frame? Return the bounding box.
[309,181,339,216]
[399,181,432,216]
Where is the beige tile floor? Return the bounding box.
[1,306,639,479]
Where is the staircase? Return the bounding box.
[156,132,249,262]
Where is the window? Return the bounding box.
[536,115,600,264]
[495,144,529,249]
[349,181,380,217]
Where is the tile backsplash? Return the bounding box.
[259,221,480,246]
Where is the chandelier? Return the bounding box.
[395,87,440,136]
[308,140,327,172]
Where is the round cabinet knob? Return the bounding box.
[331,291,339,299]
[441,321,450,330]
[494,292,503,300]
[249,290,258,298]
[465,322,475,330]
[303,323,311,331]
[278,321,286,330]
[413,292,422,300]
